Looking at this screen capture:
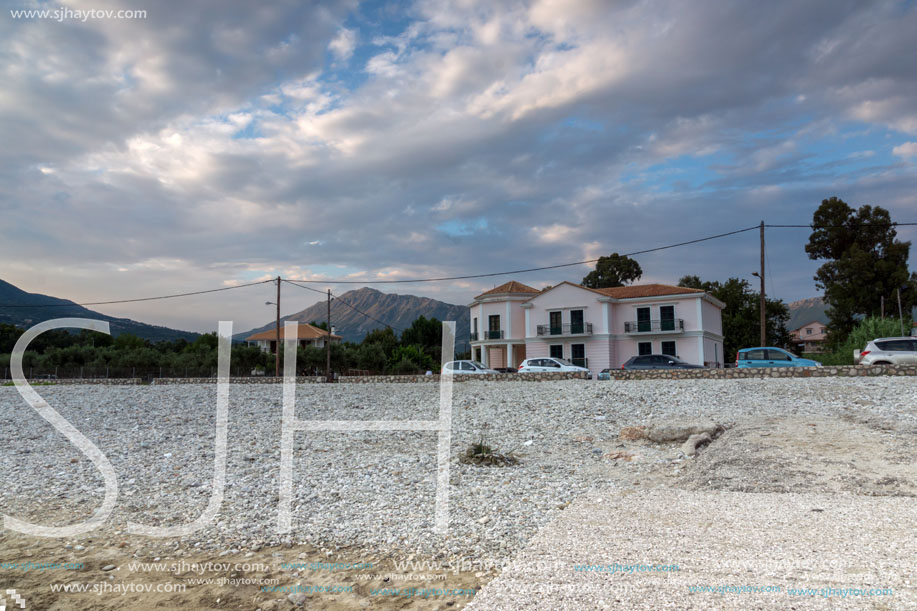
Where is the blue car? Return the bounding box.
[736,347,822,368]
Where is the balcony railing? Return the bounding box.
[470,332,478,341]
[536,322,593,336]
[623,319,684,333]
[470,330,504,341]
[571,357,588,368]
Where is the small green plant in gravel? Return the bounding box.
[459,434,519,466]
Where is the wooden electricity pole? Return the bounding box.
[325,289,332,382]
[758,221,766,346]
[275,276,281,378]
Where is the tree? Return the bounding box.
[582,253,642,288]
[400,316,443,364]
[387,344,435,373]
[678,275,790,363]
[805,197,916,343]
[362,327,399,358]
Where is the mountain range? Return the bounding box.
[236,287,471,346]
[0,278,199,342]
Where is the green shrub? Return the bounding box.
[811,317,905,366]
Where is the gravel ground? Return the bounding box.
[465,488,917,610]
[1,377,915,609]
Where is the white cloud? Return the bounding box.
[328,28,357,61]
[892,142,917,158]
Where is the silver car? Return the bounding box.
[854,337,917,365]
[441,360,498,374]
[518,357,592,377]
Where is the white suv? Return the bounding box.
[518,357,591,377]
[854,337,917,365]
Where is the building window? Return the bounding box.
[637,307,651,332]
[806,328,812,335]
[660,305,675,331]
[638,342,652,356]
[570,309,584,334]
[488,315,500,339]
[473,317,478,334]
[549,311,562,335]
[571,343,586,367]
[550,345,563,359]
[661,341,676,356]
[269,340,277,354]
[475,347,481,361]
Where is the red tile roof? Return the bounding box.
[475,280,540,298]
[246,323,341,342]
[588,283,705,299]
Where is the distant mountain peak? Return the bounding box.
[238,286,470,344]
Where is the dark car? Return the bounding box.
[621,355,704,370]
[492,367,517,374]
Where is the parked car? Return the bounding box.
[517,357,591,377]
[854,337,917,365]
[491,367,517,374]
[621,355,704,370]
[736,347,822,368]
[441,360,498,374]
[597,368,612,380]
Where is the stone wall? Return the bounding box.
[147,372,590,384]
[15,365,916,385]
[604,364,917,380]
[11,378,144,385]
[152,376,328,385]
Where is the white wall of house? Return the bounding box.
[471,282,724,369]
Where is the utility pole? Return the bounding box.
[325,289,332,382]
[751,221,766,346]
[760,221,766,347]
[881,295,885,318]
[275,276,281,378]
[897,287,905,336]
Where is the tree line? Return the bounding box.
[582,196,916,365]
[0,315,455,379]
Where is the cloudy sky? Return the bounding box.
[2,0,917,334]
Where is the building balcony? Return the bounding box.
[536,322,593,337]
[471,330,504,341]
[623,319,684,334]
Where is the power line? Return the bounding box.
[1,279,275,309]
[282,225,762,285]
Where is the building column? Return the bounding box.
[481,345,488,367]
[506,343,512,368]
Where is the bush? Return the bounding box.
[810,316,905,366]
[388,357,421,375]
[387,344,435,373]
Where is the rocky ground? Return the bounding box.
[0,377,914,609]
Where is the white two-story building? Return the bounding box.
[468,280,725,370]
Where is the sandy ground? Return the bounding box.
[464,412,917,610]
[2,394,915,609]
[0,535,487,610]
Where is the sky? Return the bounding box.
[2,0,917,334]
